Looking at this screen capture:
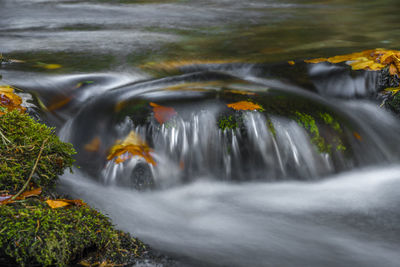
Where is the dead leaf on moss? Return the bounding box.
[107,131,156,165]
[46,199,86,209]
[0,187,42,205]
[227,101,263,111]
[150,102,177,124]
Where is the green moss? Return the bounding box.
[265,116,276,138]
[294,111,331,153]
[0,111,75,193]
[294,111,346,153]
[319,112,342,133]
[0,199,147,267]
[218,115,239,130]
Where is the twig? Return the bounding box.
[11,138,48,200]
[0,129,10,145]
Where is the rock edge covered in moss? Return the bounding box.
[0,110,165,266]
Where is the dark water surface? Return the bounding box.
[1,0,400,266]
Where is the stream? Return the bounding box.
[1,0,400,266]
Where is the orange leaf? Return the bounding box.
[227,101,263,111]
[389,64,398,76]
[353,132,362,141]
[84,136,101,152]
[107,131,156,165]
[150,102,177,124]
[288,60,295,65]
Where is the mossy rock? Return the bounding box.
[0,111,75,193]
[0,199,147,267]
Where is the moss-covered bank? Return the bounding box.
[0,109,167,266]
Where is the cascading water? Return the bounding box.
[46,64,400,266]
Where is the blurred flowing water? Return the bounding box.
[1,0,400,266]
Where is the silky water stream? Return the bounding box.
[2,0,400,266]
[5,62,400,266]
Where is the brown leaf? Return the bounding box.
[0,188,42,205]
[20,187,42,198]
[227,101,263,111]
[150,102,177,124]
[107,131,156,165]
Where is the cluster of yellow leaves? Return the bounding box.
[305,48,400,74]
[227,101,263,111]
[150,102,177,124]
[0,85,26,115]
[107,131,156,165]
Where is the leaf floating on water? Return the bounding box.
[353,132,362,141]
[0,85,26,115]
[36,62,62,70]
[107,131,156,165]
[84,136,101,152]
[46,199,86,209]
[304,48,400,73]
[227,101,264,111]
[150,102,177,124]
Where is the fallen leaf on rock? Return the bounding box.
[304,48,400,73]
[150,102,177,124]
[107,131,156,165]
[0,85,26,115]
[227,101,263,111]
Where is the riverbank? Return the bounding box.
[0,88,172,266]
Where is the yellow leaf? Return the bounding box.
[227,101,263,111]
[46,199,70,209]
[107,131,156,165]
[288,60,295,65]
